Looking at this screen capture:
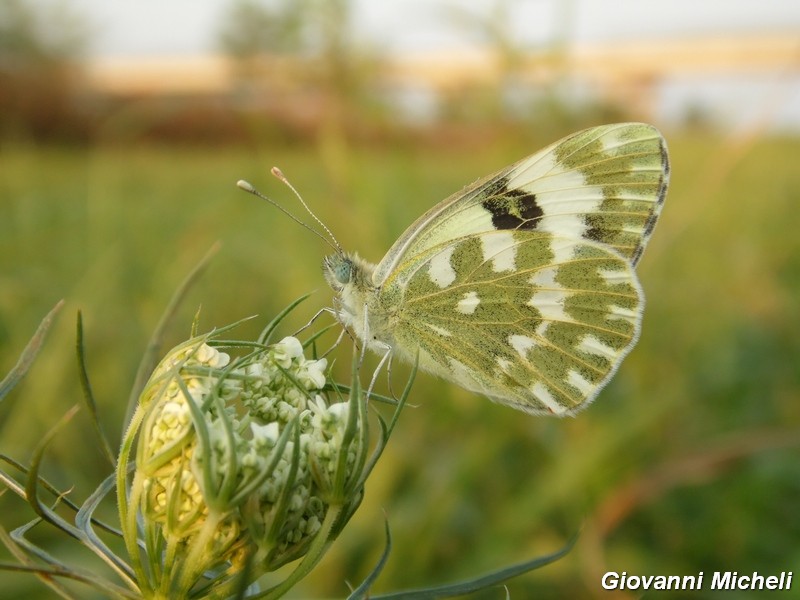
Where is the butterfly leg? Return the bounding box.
[319,326,347,359]
[357,302,371,368]
[292,306,350,358]
[366,342,393,403]
[384,351,399,401]
[293,306,336,336]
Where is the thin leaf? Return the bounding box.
[301,322,338,350]
[75,310,116,467]
[191,305,203,337]
[0,299,64,402]
[325,382,398,406]
[75,472,137,587]
[258,293,311,345]
[25,405,82,525]
[347,516,392,600]
[371,532,579,599]
[358,358,416,490]
[0,562,138,600]
[385,355,417,439]
[0,455,122,537]
[0,521,77,599]
[17,405,142,587]
[125,242,221,427]
[0,459,31,501]
[6,518,139,599]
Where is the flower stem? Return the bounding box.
[116,404,149,596]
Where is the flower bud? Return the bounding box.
[123,333,369,596]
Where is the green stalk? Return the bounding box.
[116,404,150,596]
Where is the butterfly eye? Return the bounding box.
[323,254,353,289]
[334,259,353,285]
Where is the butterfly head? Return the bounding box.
[322,252,381,344]
[322,252,376,292]
[322,253,352,291]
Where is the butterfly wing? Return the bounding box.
[380,230,642,415]
[373,122,669,287]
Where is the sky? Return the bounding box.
[63,0,800,57]
[54,0,800,130]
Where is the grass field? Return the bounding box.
[1,127,799,598]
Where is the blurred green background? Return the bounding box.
[1,1,799,598]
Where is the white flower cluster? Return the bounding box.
[136,335,361,571]
[139,342,231,537]
[143,342,231,458]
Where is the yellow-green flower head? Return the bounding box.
[130,333,364,586]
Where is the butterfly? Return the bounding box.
[244,123,669,416]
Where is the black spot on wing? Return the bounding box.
[481,176,543,231]
[514,189,544,223]
[660,139,671,183]
[642,212,658,237]
[584,224,605,243]
[643,138,670,238]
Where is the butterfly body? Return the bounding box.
[324,252,386,351]
[323,123,669,416]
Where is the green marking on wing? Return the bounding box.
[385,231,642,415]
[550,122,669,264]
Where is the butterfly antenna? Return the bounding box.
[270,167,343,254]
[236,178,339,253]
